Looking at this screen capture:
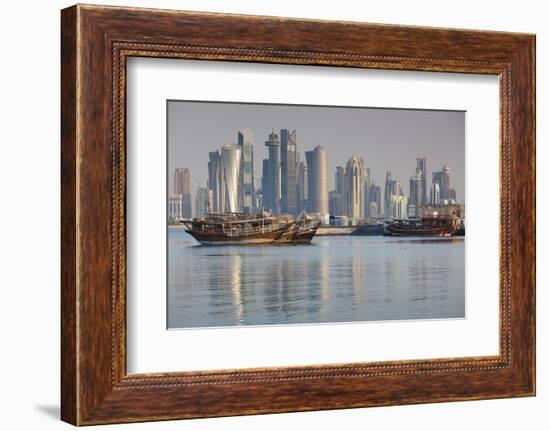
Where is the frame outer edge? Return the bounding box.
[531,34,536,396]
[523,34,536,395]
[61,5,79,426]
[506,34,536,396]
[526,35,536,395]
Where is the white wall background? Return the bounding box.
[0,0,546,429]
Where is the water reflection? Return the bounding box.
[168,228,465,329]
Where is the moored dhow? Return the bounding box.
[273,212,321,245]
[181,211,319,245]
[384,204,463,237]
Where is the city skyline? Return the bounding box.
[168,101,465,219]
[169,142,460,223]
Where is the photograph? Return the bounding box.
[167,100,466,329]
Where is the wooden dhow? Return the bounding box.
[181,211,319,246]
[384,204,462,237]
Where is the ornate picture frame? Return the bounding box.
[61,4,535,425]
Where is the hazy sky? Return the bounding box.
[168,101,465,202]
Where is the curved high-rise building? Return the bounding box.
[221,144,241,213]
[432,164,453,201]
[305,145,329,217]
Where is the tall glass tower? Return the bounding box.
[174,167,192,218]
[296,161,308,214]
[264,130,281,215]
[238,129,254,213]
[363,166,371,217]
[305,145,329,218]
[345,155,365,221]
[384,171,393,217]
[221,144,241,213]
[208,151,223,213]
[432,165,451,200]
[280,129,297,216]
[334,166,346,216]
[409,167,423,217]
[416,157,427,205]
[368,183,381,217]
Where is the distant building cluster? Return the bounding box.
[382,159,459,222]
[168,129,461,224]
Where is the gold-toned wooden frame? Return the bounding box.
[61,4,535,425]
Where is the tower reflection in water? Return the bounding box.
[168,229,464,329]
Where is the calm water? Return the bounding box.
[168,227,465,329]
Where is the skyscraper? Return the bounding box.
[368,183,381,218]
[264,130,281,215]
[168,195,183,221]
[384,171,402,217]
[334,166,346,216]
[238,129,254,213]
[173,167,185,195]
[195,187,212,217]
[409,167,423,218]
[345,155,365,221]
[296,161,308,214]
[432,164,456,202]
[305,145,329,219]
[363,167,371,217]
[384,171,393,217]
[261,158,270,211]
[430,183,440,205]
[280,129,297,216]
[253,176,263,210]
[416,157,427,205]
[388,195,409,219]
[174,167,192,218]
[369,201,379,219]
[447,188,457,201]
[221,144,241,213]
[329,190,339,220]
[207,151,223,212]
[442,164,451,196]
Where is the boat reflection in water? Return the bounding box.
[181,211,320,246]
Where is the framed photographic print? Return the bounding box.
[61,4,536,425]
